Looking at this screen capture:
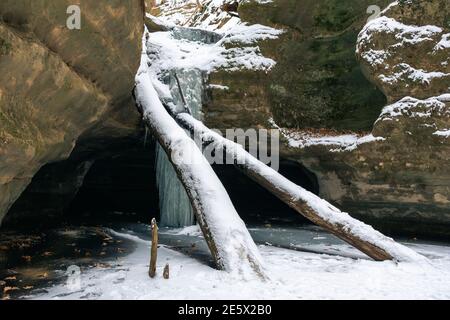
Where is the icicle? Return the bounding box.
[155,142,195,227]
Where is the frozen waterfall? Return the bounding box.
[156,68,205,227]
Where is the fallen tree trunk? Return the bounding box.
[168,108,426,263]
[134,69,266,278]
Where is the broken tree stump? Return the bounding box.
[149,218,158,278]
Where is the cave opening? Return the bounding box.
[213,160,319,226]
[0,135,158,229]
[0,145,320,297]
[1,147,319,230]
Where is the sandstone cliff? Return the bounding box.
[0,1,144,224]
[283,0,450,237]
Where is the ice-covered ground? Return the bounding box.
[29,225,450,300]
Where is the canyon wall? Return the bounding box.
[0,1,145,224]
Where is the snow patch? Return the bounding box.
[162,224,203,237]
[434,129,450,138]
[379,63,450,85]
[434,33,450,51]
[283,133,385,152]
[209,84,229,90]
[269,118,385,151]
[378,95,450,120]
[358,16,442,52]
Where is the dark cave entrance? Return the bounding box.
[67,151,159,224]
[213,160,319,226]
[0,144,320,295]
[1,136,159,229]
[2,155,319,230]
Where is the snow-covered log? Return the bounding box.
[170,110,426,263]
[134,69,266,277]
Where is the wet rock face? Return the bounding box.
[0,1,145,224]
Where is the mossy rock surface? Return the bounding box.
[234,0,391,131]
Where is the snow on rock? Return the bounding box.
[377,94,450,121]
[281,131,384,152]
[208,84,230,90]
[356,1,450,143]
[434,129,450,138]
[154,0,240,32]
[379,63,450,86]
[269,119,384,152]
[371,94,450,142]
[146,30,224,73]
[356,1,450,102]
[434,33,450,52]
[146,0,283,74]
[358,16,442,49]
[357,15,449,87]
[145,23,279,74]
[219,23,282,44]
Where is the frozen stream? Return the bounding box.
[4,222,448,300]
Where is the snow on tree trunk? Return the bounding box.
[171,111,427,263]
[134,68,266,278]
